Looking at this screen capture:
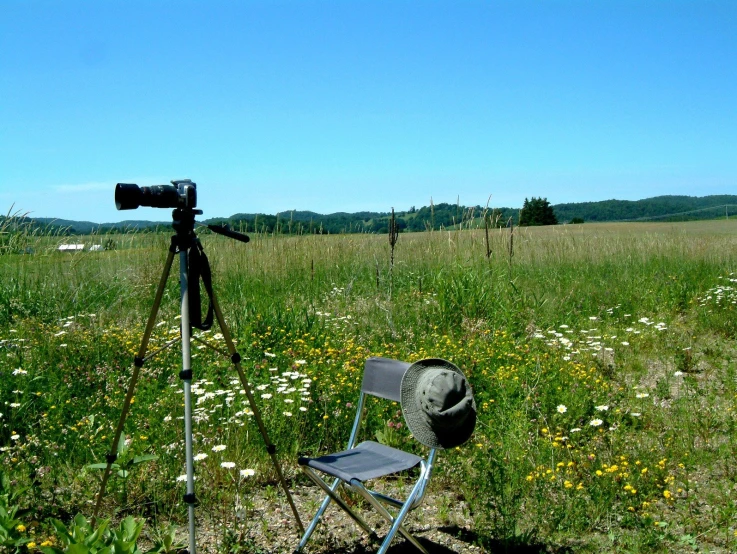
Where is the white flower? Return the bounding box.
[163,415,172,422]
[10,434,19,440]
[220,462,236,469]
[556,405,567,414]
[589,316,598,321]
[570,428,582,433]
[589,419,603,427]
[299,407,308,412]
[631,412,641,417]
[261,393,272,399]
[595,405,609,412]
[621,341,630,346]
[635,393,649,399]
[295,360,307,365]
[194,453,208,461]
[256,384,269,391]
[240,468,255,478]
[12,369,27,376]
[212,444,226,452]
[674,371,683,377]
[9,403,20,408]
[283,411,293,417]
[264,352,276,358]
[176,474,188,482]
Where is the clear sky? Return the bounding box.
[1,1,735,223]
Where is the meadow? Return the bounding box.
[1,218,737,553]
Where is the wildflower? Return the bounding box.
[299,407,308,412]
[636,393,649,399]
[16,524,26,533]
[570,428,581,433]
[12,368,27,375]
[595,405,609,411]
[663,490,672,500]
[194,453,208,461]
[9,403,20,408]
[631,412,641,417]
[176,474,187,482]
[621,341,630,346]
[589,419,603,427]
[556,405,567,414]
[295,359,307,365]
[240,468,255,478]
[27,542,37,549]
[261,393,272,399]
[220,462,236,469]
[674,371,683,377]
[283,411,293,417]
[264,352,276,358]
[10,434,19,440]
[212,445,226,452]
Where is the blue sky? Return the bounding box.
[1,1,735,223]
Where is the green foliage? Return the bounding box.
[40,515,145,554]
[0,472,30,553]
[519,197,558,226]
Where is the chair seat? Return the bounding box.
[298,441,423,483]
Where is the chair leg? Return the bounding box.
[295,476,339,552]
[300,468,380,544]
[350,480,429,554]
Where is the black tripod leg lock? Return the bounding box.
[183,493,198,505]
[134,357,145,368]
[266,444,276,455]
[106,453,118,464]
[231,352,241,364]
[179,369,193,380]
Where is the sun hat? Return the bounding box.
[400,358,476,449]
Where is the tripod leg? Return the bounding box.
[178,247,199,554]
[209,291,306,536]
[93,243,177,520]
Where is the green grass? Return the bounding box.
[1,219,737,552]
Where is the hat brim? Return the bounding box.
[401,358,477,449]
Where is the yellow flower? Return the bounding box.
[16,524,26,532]
[27,542,37,549]
[663,490,672,499]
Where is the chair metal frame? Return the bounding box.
[295,357,438,554]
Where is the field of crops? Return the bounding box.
[1,219,737,553]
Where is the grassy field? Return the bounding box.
[1,219,737,552]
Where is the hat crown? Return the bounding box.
[417,369,472,429]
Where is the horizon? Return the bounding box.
[18,192,736,227]
[2,1,735,223]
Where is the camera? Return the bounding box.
[115,179,197,210]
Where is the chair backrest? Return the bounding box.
[361,357,411,402]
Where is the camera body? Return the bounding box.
[115,180,197,210]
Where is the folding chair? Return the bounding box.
[295,356,476,554]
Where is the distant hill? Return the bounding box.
[553,195,737,223]
[6,195,737,236]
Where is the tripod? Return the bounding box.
[92,207,304,554]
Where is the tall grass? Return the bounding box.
[1,219,737,552]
